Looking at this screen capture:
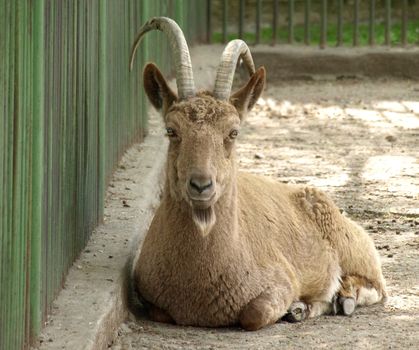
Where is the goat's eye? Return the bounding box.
[166,127,177,137]
[229,129,239,139]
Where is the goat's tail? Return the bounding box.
[121,254,149,319]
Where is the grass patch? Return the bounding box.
[212,20,419,46]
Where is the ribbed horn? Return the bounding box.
[213,39,256,101]
[129,17,195,99]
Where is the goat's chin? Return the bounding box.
[192,206,216,237]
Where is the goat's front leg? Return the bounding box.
[283,301,310,322]
[239,281,295,331]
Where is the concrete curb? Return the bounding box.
[34,115,167,350]
[250,45,419,81]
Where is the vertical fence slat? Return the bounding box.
[256,0,261,44]
[369,0,375,46]
[206,0,212,43]
[401,0,408,46]
[272,0,279,45]
[0,3,6,344]
[320,0,327,48]
[239,0,244,39]
[304,0,310,45]
[288,0,294,44]
[385,0,391,45]
[353,0,360,46]
[2,1,13,348]
[98,0,106,220]
[0,0,7,346]
[337,0,343,46]
[12,1,21,346]
[222,0,227,43]
[30,0,44,340]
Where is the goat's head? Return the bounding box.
[130,17,265,235]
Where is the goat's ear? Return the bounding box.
[230,66,265,119]
[143,63,177,113]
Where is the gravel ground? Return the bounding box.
[110,78,419,350]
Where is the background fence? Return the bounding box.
[208,0,419,47]
[0,1,206,349]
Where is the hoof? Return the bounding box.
[339,297,356,316]
[332,296,356,316]
[282,301,309,323]
[331,295,339,315]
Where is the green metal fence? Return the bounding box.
[209,0,419,47]
[0,1,207,349]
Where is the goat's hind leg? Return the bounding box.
[330,277,358,316]
[332,294,356,316]
[309,279,357,318]
[330,274,385,317]
[339,275,385,309]
[283,277,359,322]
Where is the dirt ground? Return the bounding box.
[110,79,419,349]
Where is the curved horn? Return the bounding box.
[130,17,195,99]
[213,39,256,101]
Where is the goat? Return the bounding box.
[128,17,386,331]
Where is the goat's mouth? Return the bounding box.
[188,192,216,210]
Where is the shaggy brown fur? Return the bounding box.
[131,63,386,331]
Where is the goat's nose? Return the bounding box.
[188,175,214,196]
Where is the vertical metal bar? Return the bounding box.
[401,0,408,46]
[239,0,244,39]
[3,2,15,346]
[140,0,148,137]
[320,0,327,48]
[256,0,261,44]
[288,0,294,44]
[4,3,16,346]
[337,0,343,46]
[98,0,107,229]
[304,0,310,45]
[0,0,8,345]
[13,2,26,347]
[206,0,212,43]
[369,0,375,46]
[222,0,227,43]
[2,1,11,347]
[272,0,279,45]
[353,0,359,46]
[385,0,391,45]
[30,0,44,340]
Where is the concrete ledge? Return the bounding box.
[250,45,419,81]
[34,115,167,350]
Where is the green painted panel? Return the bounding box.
[0,1,207,349]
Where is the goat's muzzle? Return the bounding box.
[187,173,216,209]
